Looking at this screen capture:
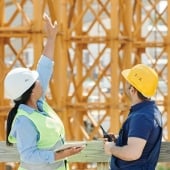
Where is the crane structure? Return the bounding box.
[0,0,170,169]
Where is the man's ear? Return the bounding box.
[130,86,136,94]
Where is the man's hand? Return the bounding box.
[104,137,147,161]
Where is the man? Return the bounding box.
[104,64,162,170]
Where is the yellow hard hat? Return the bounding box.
[121,64,158,97]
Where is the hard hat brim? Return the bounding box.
[31,70,39,82]
[121,69,131,82]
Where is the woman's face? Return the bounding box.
[32,80,43,100]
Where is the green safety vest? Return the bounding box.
[9,101,68,170]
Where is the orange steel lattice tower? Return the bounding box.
[0,0,170,169]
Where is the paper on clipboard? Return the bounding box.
[55,141,86,152]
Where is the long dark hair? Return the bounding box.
[6,83,35,146]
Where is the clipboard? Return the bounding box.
[55,141,86,152]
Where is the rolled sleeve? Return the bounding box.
[37,55,54,69]
[128,115,153,140]
[37,55,54,98]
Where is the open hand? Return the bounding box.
[55,146,85,161]
[43,13,58,38]
[63,146,85,157]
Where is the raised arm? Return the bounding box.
[36,14,58,98]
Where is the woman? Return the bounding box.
[4,14,83,170]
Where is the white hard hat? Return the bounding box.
[4,67,39,100]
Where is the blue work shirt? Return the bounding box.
[10,55,56,164]
[110,100,162,170]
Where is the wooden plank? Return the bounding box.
[0,141,170,163]
[0,142,19,162]
[68,141,110,162]
[97,162,109,170]
[158,142,170,162]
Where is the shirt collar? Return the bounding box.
[19,104,36,114]
[130,100,155,113]
[18,99,44,114]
